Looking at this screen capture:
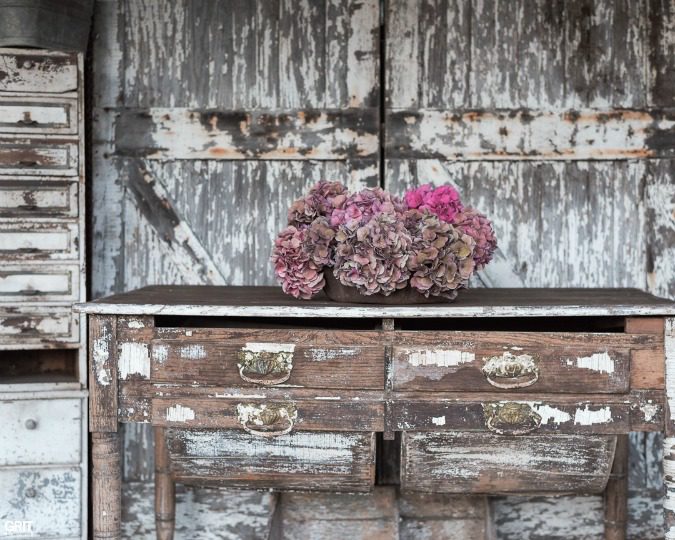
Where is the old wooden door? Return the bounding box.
[91,0,674,537]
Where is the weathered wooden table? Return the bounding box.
[76,286,675,540]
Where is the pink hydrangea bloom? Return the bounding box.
[288,180,348,227]
[330,187,406,230]
[454,207,497,270]
[271,226,325,299]
[404,183,463,223]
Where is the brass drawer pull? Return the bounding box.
[482,352,539,389]
[236,403,297,438]
[237,343,294,386]
[483,402,542,435]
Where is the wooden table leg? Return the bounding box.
[666,319,675,539]
[604,434,628,540]
[92,432,121,539]
[155,427,176,540]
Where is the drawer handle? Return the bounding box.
[25,487,37,498]
[482,352,539,389]
[236,403,297,438]
[25,418,38,430]
[17,119,39,127]
[237,345,294,386]
[483,402,542,435]
[18,160,38,167]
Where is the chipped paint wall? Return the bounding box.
[90,0,674,538]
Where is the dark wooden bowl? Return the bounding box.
[323,271,453,304]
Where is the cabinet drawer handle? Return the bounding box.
[25,487,37,498]
[17,119,39,126]
[236,403,297,438]
[237,345,294,386]
[482,352,539,389]
[18,160,38,167]
[483,402,542,435]
[24,418,38,430]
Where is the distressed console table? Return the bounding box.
[76,286,675,540]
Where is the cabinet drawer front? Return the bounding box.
[390,397,630,434]
[0,466,81,538]
[393,332,633,393]
[0,398,81,466]
[0,180,78,217]
[0,307,78,344]
[167,429,375,493]
[149,329,384,389]
[401,432,616,494]
[0,97,78,135]
[0,222,79,260]
[0,139,78,176]
[0,264,79,302]
[151,393,384,432]
[0,51,78,94]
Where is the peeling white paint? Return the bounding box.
[574,406,613,425]
[406,349,475,367]
[152,344,169,364]
[530,403,572,425]
[118,342,150,379]
[307,348,358,361]
[166,404,195,423]
[126,320,145,329]
[575,351,615,374]
[314,396,341,401]
[640,403,659,423]
[431,416,446,426]
[243,343,296,354]
[180,344,207,360]
[93,333,111,386]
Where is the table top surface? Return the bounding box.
[75,286,675,318]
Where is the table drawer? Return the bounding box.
[401,432,616,494]
[149,329,384,389]
[166,429,375,493]
[0,466,81,538]
[0,139,78,176]
[151,390,384,433]
[0,51,78,94]
[0,96,78,135]
[393,332,634,393]
[0,398,81,466]
[0,306,79,345]
[390,397,631,434]
[0,264,79,302]
[0,180,78,217]
[0,222,79,260]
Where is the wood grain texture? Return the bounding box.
[401,432,616,494]
[154,426,175,540]
[149,328,385,390]
[89,315,118,432]
[166,429,376,493]
[604,434,629,540]
[0,49,78,94]
[92,432,122,540]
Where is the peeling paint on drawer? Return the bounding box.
[574,405,613,425]
[119,342,150,379]
[406,349,475,367]
[431,416,446,426]
[166,404,195,423]
[179,344,207,360]
[575,352,615,374]
[529,403,572,425]
[126,319,145,329]
[307,348,358,361]
[152,344,169,363]
[243,343,296,354]
[93,330,111,386]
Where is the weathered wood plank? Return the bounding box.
[154,426,175,540]
[0,306,79,347]
[386,109,675,160]
[649,0,675,107]
[166,429,376,492]
[0,179,78,218]
[113,108,379,160]
[92,432,122,539]
[0,138,78,176]
[0,221,79,260]
[604,434,629,540]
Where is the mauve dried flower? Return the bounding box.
[454,207,497,269]
[288,180,348,226]
[404,183,463,223]
[303,216,335,266]
[405,209,476,298]
[330,187,406,230]
[271,226,325,299]
[333,213,411,296]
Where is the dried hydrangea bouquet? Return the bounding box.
[271,181,497,303]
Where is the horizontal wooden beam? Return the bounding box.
[386,109,675,160]
[111,108,379,160]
